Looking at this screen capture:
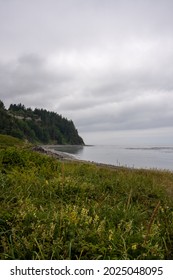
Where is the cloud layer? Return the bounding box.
[0,0,173,144]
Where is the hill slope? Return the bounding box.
[0,137,173,259]
[0,100,84,145]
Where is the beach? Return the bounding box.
[32,145,137,171]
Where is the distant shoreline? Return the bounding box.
[31,144,173,173]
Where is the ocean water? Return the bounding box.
[51,145,173,171]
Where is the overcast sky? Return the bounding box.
[1,0,173,145]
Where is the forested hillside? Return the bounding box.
[0,100,84,145]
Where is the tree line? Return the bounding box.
[0,100,84,145]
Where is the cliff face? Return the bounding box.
[0,100,84,145]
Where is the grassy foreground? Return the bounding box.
[0,135,173,259]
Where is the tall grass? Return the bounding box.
[0,136,173,259]
[0,134,26,148]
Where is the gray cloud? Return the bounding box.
[0,0,173,144]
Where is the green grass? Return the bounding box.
[0,134,26,148]
[0,135,173,259]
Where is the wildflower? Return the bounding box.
[131,244,137,250]
[160,206,164,213]
[97,220,105,235]
[126,220,133,232]
[70,211,78,224]
[81,207,89,217]
[108,229,114,241]
[93,214,99,224]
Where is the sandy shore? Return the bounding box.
[32,145,76,160]
[32,145,129,170]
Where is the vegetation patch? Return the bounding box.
[0,134,25,149]
[0,136,173,259]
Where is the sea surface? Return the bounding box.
[50,145,173,171]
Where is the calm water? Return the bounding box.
[51,145,173,171]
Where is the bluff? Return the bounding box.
[0,100,84,145]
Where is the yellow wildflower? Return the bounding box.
[131,244,137,250]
